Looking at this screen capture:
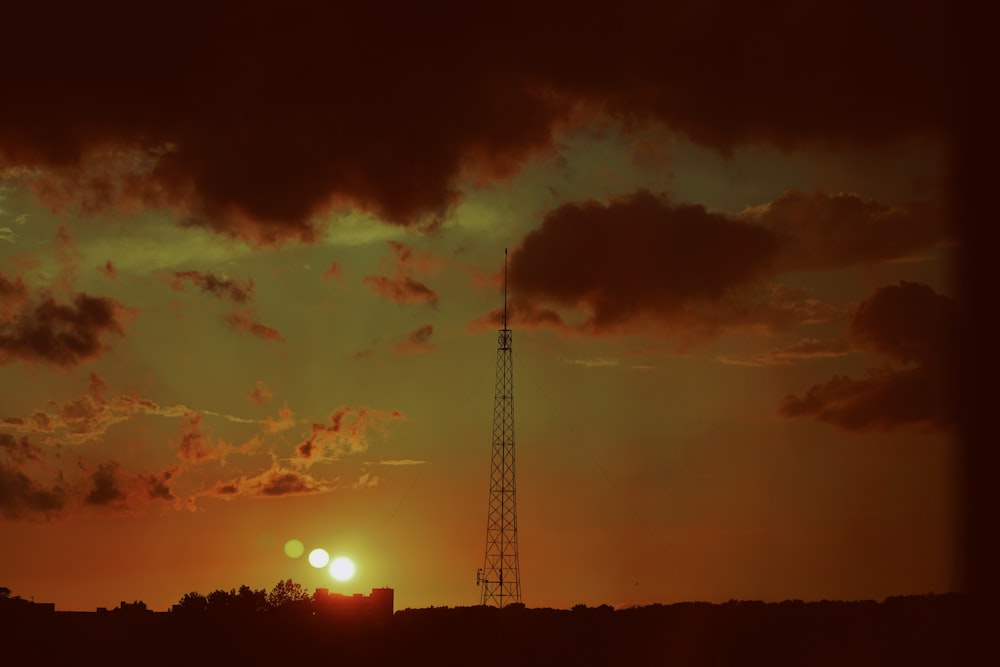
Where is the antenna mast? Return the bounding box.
[477,249,521,608]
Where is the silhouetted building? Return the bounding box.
[313,587,393,621]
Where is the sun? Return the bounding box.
[329,556,356,582]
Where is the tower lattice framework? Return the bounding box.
[478,249,521,608]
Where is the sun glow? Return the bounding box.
[329,556,356,581]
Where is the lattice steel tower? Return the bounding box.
[476,248,521,608]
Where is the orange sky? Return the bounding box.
[0,1,968,611]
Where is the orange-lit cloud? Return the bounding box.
[393,324,437,354]
[249,380,272,405]
[781,282,955,431]
[322,261,343,281]
[224,309,285,343]
[177,413,235,463]
[263,407,296,434]
[363,241,445,305]
[207,463,329,498]
[293,406,405,464]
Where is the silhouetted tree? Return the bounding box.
[234,584,269,613]
[175,591,208,613]
[0,586,10,599]
[206,588,235,611]
[268,579,309,609]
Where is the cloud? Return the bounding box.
[715,338,850,367]
[224,309,285,342]
[364,275,437,305]
[0,462,66,520]
[393,324,437,354]
[743,191,949,272]
[469,296,566,333]
[168,270,283,343]
[177,412,234,463]
[264,407,296,434]
[363,241,445,305]
[0,273,128,367]
[97,260,117,280]
[504,190,778,334]
[490,187,942,339]
[84,461,126,507]
[0,3,951,243]
[0,433,43,464]
[293,406,405,465]
[249,380,272,405]
[171,270,254,303]
[0,373,253,447]
[376,459,427,466]
[140,467,178,501]
[781,282,955,431]
[207,463,328,498]
[322,261,343,281]
[562,357,620,368]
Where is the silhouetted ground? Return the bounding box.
[2,594,977,666]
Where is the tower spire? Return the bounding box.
[503,247,508,329]
[477,250,521,608]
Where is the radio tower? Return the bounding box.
[476,248,522,608]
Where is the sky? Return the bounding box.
[0,1,970,612]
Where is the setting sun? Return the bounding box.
[329,557,356,581]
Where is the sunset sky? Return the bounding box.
[1,2,968,612]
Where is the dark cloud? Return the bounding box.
[0,278,128,367]
[849,281,956,365]
[84,462,126,506]
[171,270,254,303]
[141,467,178,501]
[507,190,778,333]
[0,462,66,520]
[0,433,43,464]
[781,282,955,431]
[748,191,948,272]
[3,2,951,242]
[97,260,117,280]
[494,187,945,338]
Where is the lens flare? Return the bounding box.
[284,539,305,558]
[329,556,356,581]
[308,548,330,568]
